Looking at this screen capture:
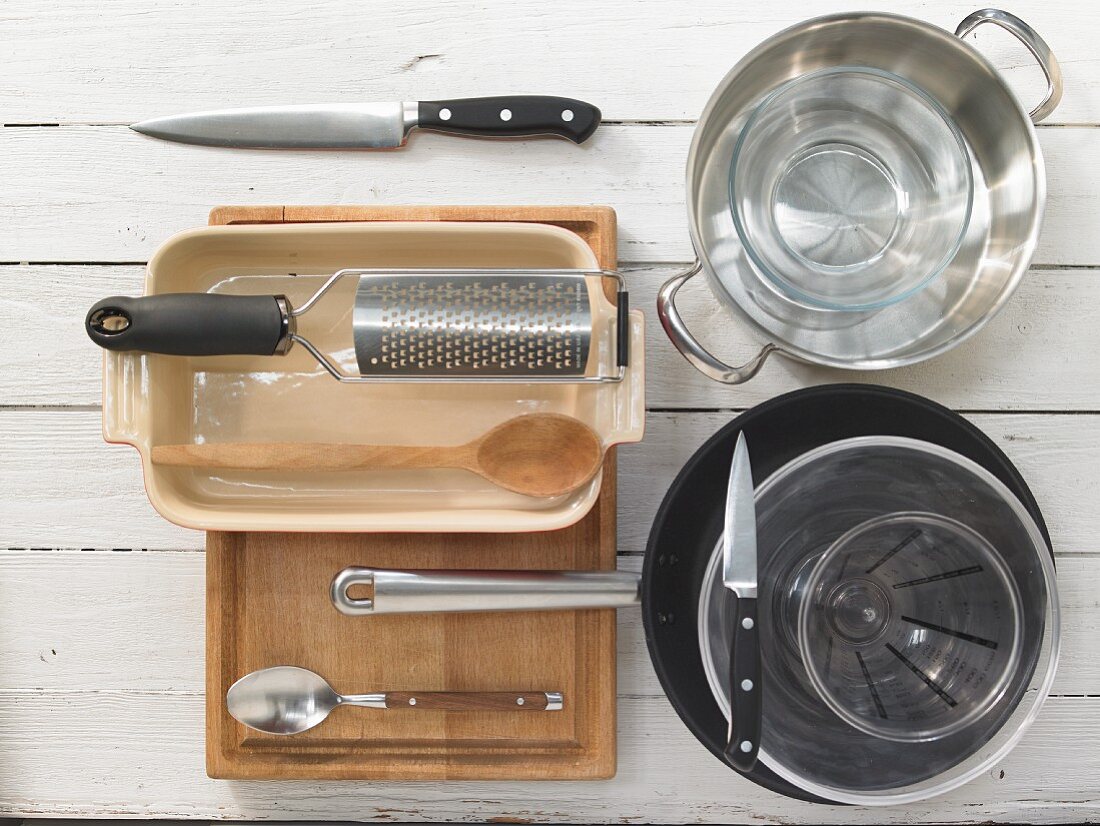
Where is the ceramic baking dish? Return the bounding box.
[101,221,645,532]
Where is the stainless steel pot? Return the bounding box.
[658,10,1063,383]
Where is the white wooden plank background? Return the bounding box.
[4,126,1100,264]
[3,0,1099,821]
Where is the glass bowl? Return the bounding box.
[729,67,974,310]
[699,436,1059,804]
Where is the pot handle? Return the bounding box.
[955,9,1063,123]
[656,261,778,385]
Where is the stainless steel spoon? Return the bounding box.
[226,666,562,735]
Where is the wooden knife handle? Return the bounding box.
[384,691,562,711]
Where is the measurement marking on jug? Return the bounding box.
[892,565,983,589]
[865,529,922,574]
[901,615,999,649]
[833,553,852,584]
[886,643,958,707]
[855,651,888,719]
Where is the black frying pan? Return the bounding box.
[642,384,1052,802]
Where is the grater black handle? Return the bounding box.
[86,293,290,356]
[616,291,630,368]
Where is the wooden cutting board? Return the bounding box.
[205,205,618,780]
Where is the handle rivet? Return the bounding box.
[408,697,417,706]
[741,617,754,630]
[740,679,754,691]
[499,108,512,121]
[439,108,452,121]
[561,109,574,122]
[516,697,525,706]
[740,740,753,753]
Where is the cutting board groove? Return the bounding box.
[205,204,618,780]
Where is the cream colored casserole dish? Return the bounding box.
[100,222,645,532]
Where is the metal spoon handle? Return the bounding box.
[343,691,563,711]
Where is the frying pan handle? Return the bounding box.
[331,567,641,615]
[656,261,778,384]
[956,9,1063,123]
[86,294,292,356]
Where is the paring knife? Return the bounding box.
[722,431,761,772]
[130,96,601,149]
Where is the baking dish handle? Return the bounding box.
[956,9,1063,123]
[656,261,778,385]
[102,352,142,444]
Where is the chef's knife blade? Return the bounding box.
[722,431,761,773]
[131,96,601,149]
[132,102,417,149]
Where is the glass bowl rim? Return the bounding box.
[728,65,976,311]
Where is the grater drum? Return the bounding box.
[353,272,592,378]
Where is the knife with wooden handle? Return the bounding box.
[131,96,601,148]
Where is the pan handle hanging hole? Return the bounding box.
[88,307,131,335]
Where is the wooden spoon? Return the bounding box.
[151,412,604,498]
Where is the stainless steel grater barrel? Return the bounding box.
[353,273,591,378]
[284,268,628,383]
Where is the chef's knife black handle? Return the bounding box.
[418,96,600,144]
[86,294,289,356]
[724,595,761,772]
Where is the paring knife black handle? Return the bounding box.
[724,595,761,772]
[85,294,288,356]
[418,96,601,144]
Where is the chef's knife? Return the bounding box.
[130,96,601,149]
[722,431,761,772]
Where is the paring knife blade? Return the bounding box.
[722,432,757,599]
[130,96,601,149]
[722,431,762,773]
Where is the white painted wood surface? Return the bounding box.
[3,0,1099,821]
[4,126,1100,265]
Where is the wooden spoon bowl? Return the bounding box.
[474,413,604,497]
